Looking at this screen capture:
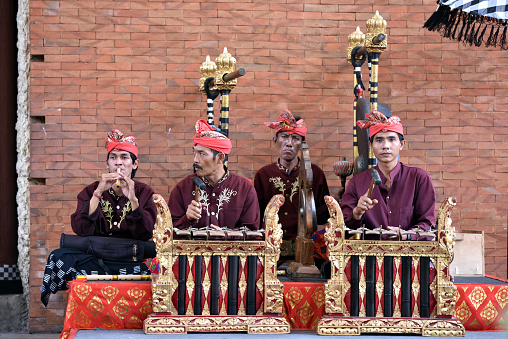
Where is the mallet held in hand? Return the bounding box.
[367,167,382,198]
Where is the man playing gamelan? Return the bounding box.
[254,109,330,258]
[168,119,260,232]
[341,111,436,240]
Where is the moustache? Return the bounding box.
[193,163,204,170]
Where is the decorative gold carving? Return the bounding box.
[147,194,286,333]
[365,11,387,54]
[317,316,465,337]
[214,47,237,90]
[238,255,247,315]
[412,257,420,318]
[393,256,402,317]
[359,256,366,316]
[144,314,290,334]
[347,27,365,64]
[375,256,384,317]
[152,194,173,254]
[199,55,217,93]
[320,195,464,336]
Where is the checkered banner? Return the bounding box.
[440,0,508,20]
[425,0,508,49]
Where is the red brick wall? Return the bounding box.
[29,0,508,332]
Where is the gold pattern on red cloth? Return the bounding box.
[469,286,488,310]
[61,280,508,338]
[100,285,119,304]
[454,283,508,331]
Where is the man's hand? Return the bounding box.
[186,200,202,221]
[118,172,139,210]
[96,172,119,195]
[352,190,378,220]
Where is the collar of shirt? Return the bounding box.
[277,158,300,175]
[377,162,401,189]
[201,170,229,187]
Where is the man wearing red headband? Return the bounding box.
[71,128,157,240]
[254,109,330,258]
[168,120,260,232]
[42,129,157,306]
[341,111,436,240]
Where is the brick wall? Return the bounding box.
[29,0,508,332]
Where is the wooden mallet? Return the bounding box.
[367,167,382,198]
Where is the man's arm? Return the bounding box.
[340,176,365,229]
[168,182,193,230]
[412,171,436,237]
[124,183,157,241]
[71,183,101,237]
[239,183,261,231]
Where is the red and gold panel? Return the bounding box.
[61,278,508,338]
[454,281,508,331]
[283,282,325,330]
[61,280,152,339]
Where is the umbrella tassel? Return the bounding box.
[476,23,487,47]
[500,26,508,50]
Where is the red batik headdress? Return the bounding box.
[193,119,232,154]
[356,110,404,137]
[265,108,307,137]
[105,129,138,157]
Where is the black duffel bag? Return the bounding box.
[60,233,156,262]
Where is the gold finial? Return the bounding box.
[365,11,387,53]
[199,55,217,93]
[347,27,365,64]
[366,11,387,35]
[215,47,237,90]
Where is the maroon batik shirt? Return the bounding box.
[254,161,330,241]
[168,171,260,231]
[71,181,157,241]
[341,162,436,239]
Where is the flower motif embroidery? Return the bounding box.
[269,177,285,195]
[100,200,131,229]
[216,187,237,219]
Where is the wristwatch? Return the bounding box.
[407,234,411,241]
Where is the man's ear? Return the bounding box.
[217,152,226,163]
[400,140,406,150]
[273,136,278,145]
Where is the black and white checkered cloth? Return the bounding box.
[41,248,150,307]
[0,265,21,281]
[440,0,508,21]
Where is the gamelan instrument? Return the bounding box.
[144,51,289,334]
[317,12,464,336]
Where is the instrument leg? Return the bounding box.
[401,256,412,317]
[194,255,203,315]
[420,256,430,318]
[210,255,220,315]
[178,255,187,315]
[227,255,239,315]
[366,255,376,317]
[350,255,359,316]
[246,255,257,315]
[384,256,393,317]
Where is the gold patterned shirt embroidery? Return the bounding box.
[100,200,132,229]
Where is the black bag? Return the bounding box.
[60,233,156,262]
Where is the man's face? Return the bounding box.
[193,145,223,178]
[107,150,138,178]
[371,131,405,165]
[274,132,303,162]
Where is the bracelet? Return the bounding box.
[92,192,103,201]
